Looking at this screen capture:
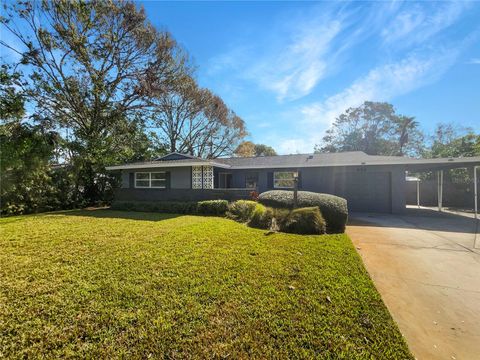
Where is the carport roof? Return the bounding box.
[106,151,480,170]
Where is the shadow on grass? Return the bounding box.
[56,208,182,222]
[349,207,479,234]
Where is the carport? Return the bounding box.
[331,155,480,215]
[402,158,480,218]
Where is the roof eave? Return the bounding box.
[106,161,231,170]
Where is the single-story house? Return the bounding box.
[106,152,480,214]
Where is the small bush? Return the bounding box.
[249,191,259,201]
[282,207,326,235]
[248,203,273,229]
[226,200,258,222]
[196,200,229,216]
[258,190,348,233]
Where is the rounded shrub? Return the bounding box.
[226,200,258,222]
[258,190,348,233]
[196,200,229,216]
[281,207,326,235]
[248,203,273,229]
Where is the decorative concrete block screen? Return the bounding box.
[192,165,213,189]
[192,166,203,189]
[202,166,213,189]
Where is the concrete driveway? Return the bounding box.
[347,208,480,360]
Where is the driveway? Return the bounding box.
[347,208,480,360]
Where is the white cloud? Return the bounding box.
[301,51,458,129]
[250,18,342,101]
[468,58,480,64]
[207,5,358,102]
[382,2,470,46]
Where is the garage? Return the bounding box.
[335,171,392,213]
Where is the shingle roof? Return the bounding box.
[215,151,400,168]
[106,151,480,170]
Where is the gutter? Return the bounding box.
[106,161,231,171]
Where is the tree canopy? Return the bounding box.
[315,101,424,156]
[1,0,246,211]
[234,141,277,157]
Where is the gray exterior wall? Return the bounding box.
[116,164,407,214]
[215,165,406,214]
[121,167,191,189]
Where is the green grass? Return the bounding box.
[0,210,412,359]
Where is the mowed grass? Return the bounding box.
[0,210,412,359]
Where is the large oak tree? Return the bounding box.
[1,0,188,203]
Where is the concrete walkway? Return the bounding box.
[347,209,480,360]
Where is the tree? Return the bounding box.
[234,141,255,157]
[426,123,480,158]
[1,0,188,203]
[254,143,277,156]
[415,123,480,185]
[152,76,247,158]
[234,141,277,157]
[0,63,25,122]
[0,121,59,214]
[315,101,424,156]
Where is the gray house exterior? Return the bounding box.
[106,152,480,214]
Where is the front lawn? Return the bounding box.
[0,210,412,358]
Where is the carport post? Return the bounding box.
[475,165,478,219]
[437,170,443,212]
[417,180,420,208]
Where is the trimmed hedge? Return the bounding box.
[258,190,348,233]
[111,201,197,214]
[226,200,258,222]
[248,203,273,230]
[197,200,229,216]
[110,200,228,216]
[281,207,326,235]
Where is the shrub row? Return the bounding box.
[111,200,228,216]
[226,200,327,235]
[258,190,348,233]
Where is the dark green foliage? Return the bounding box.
[258,190,348,233]
[0,122,58,215]
[110,201,198,214]
[0,64,25,122]
[281,207,326,235]
[226,200,258,222]
[196,200,229,216]
[248,203,273,229]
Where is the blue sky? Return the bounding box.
[142,0,480,154]
[1,1,479,154]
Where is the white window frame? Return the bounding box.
[273,171,296,189]
[135,172,166,189]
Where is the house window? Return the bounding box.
[135,172,166,188]
[245,173,258,189]
[273,171,296,189]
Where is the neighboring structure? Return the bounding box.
[106,152,480,214]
